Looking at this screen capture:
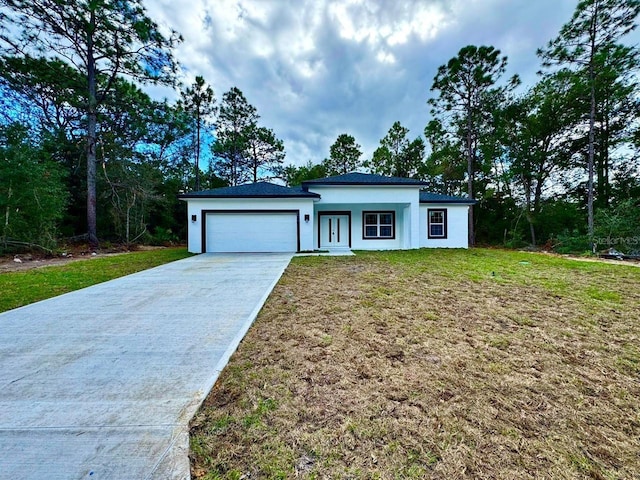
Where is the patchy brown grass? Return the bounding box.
[190,249,640,479]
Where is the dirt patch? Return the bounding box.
[519,249,640,267]
[564,255,640,267]
[190,251,640,479]
[0,245,166,273]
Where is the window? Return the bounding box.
[363,211,395,239]
[428,209,447,239]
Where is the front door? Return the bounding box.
[320,214,350,248]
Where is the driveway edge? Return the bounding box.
[149,254,293,480]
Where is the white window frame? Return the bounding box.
[428,209,447,239]
[363,211,395,239]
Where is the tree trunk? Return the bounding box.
[126,201,131,247]
[586,1,598,246]
[524,178,536,246]
[195,111,201,191]
[4,185,11,247]
[466,107,475,246]
[86,9,98,249]
[601,102,610,208]
[253,144,258,182]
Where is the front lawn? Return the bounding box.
[190,248,640,479]
[0,247,191,313]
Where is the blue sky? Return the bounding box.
[145,0,635,168]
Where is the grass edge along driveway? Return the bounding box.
[0,247,192,313]
[190,248,640,480]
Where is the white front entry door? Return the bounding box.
[320,214,350,248]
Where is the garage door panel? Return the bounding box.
[206,212,298,252]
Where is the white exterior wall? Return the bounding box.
[183,197,315,253]
[308,186,421,250]
[419,204,470,248]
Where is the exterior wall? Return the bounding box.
[419,204,470,248]
[308,186,421,250]
[183,197,315,253]
[314,203,405,250]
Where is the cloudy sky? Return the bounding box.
[145,0,592,168]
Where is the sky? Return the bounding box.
[144,0,595,168]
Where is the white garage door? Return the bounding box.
[205,211,298,252]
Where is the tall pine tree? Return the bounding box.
[538,0,640,241]
[429,45,519,245]
[0,0,180,247]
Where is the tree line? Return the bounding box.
[283,0,640,252]
[0,0,285,251]
[0,0,639,253]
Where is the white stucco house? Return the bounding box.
[179,173,475,253]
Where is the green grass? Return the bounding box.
[190,247,640,479]
[354,247,635,305]
[0,247,192,313]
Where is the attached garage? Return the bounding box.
[204,210,299,253]
[179,182,319,253]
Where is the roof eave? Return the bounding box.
[178,193,320,199]
[420,200,477,205]
[304,181,427,187]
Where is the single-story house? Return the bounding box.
[179,172,475,253]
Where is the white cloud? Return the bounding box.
[142,0,640,169]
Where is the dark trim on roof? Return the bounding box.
[302,172,428,187]
[420,191,476,205]
[178,181,320,199]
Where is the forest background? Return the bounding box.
[0,0,639,254]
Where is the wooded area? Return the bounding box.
[0,0,638,253]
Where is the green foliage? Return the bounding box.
[0,0,181,246]
[536,200,585,246]
[538,0,640,237]
[500,72,579,245]
[594,199,640,252]
[245,124,285,182]
[180,75,216,191]
[366,121,425,178]
[0,123,67,252]
[278,161,327,186]
[428,45,519,243]
[422,119,465,195]
[212,87,284,185]
[429,45,515,115]
[0,0,181,85]
[423,4,640,249]
[552,231,591,254]
[0,54,194,245]
[591,44,639,209]
[146,227,180,246]
[0,56,85,132]
[96,79,191,244]
[474,194,520,246]
[539,0,640,67]
[212,87,258,186]
[325,133,363,175]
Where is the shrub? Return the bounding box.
[0,123,68,253]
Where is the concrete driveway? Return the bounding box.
[0,253,293,480]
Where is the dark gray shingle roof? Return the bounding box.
[302,172,428,186]
[178,182,320,199]
[420,191,476,204]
